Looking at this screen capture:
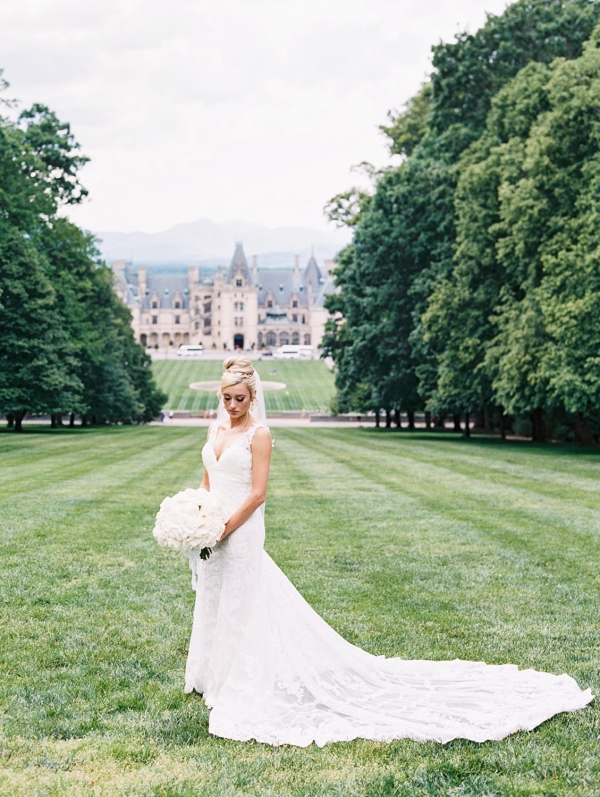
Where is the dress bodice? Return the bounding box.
[202,421,266,513]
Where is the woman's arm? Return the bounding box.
[218,426,272,541]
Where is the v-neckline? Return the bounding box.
[212,421,255,464]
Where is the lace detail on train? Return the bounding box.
[185,423,593,747]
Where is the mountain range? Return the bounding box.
[95,218,351,270]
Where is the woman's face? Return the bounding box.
[222,380,252,420]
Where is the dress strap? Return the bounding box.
[246,422,273,449]
[207,421,219,442]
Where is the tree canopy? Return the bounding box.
[324,0,600,442]
[0,77,166,430]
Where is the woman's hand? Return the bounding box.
[217,519,232,542]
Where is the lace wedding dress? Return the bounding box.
[185,421,593,747]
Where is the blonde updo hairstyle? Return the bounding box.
[218,356,257,403]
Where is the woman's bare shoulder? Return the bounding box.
[252,425,272,448]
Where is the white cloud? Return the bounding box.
[0,0,510,233]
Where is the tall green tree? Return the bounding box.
[326,0,600,427]
[0,80,165,429]
[486,28,600,441]
[0,232,81,431]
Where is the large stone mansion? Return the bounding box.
[113,243,337,351]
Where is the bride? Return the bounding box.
[184,356,593,747]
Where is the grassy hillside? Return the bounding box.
[152,358,336,412]
[0,427,598,795]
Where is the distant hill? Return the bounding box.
[94,218,350,268]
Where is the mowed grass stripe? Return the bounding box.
[0,426,598,796]
[0,428,205,502]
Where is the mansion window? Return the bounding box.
[292,300,298,308]
[175,301,181,309]
[152,316,158,324]
[234,301,244,311]
[280,333,289,345]
[194,308,200,316]
[152,301,158,309]
[195,321,200,330]
[266,332,277,347]
[304,334,311,345]
[175,316,180,324]
[302,314,306,324]
[234,316,244,327]
[204,302,211,313]
[267,300,273,308]
[236,279,243,287]
[204,317,211,327]
[292,314,297,322]
[292,332,300,344]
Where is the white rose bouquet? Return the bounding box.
[152,487,228,560]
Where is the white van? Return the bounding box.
[273,345,315,360]
[177,344,204,357]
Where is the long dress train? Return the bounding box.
[184,423,593,747]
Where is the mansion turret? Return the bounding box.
[113,243,336,351]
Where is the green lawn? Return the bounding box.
[152,359,335,412]
[0,427,598,796]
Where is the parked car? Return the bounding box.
[273,345,315,360]
[177,344,204,356]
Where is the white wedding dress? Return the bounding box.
[185,421,593,747]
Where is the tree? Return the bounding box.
[422,61,553,425]
[0,232,81,431]
[430,0,600,137]
[0,80,165,429]
[325,1,600,427]
[487,28,600,441]
[380,83,432,158]
[38,218,166,425]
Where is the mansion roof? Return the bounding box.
[116,245,335,310]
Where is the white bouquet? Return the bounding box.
[152,488,228,560]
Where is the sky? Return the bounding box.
[0,0,510,234]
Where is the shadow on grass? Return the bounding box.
[0,424,163,436]
[352,427,600,458]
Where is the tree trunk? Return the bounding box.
[69,412,75,428]
[92,415,97,425]
[375,410,380,428]
[14,410,26,433]
[385,409,392,428]
[531,408,546,442]
[499,412,506,440]
[407,410,415,431]
[81,415,88,427]
[464,411,471,438]
[574,413,595,446]
[50,414,56,428]
[56,414,64,427]
[484,409,493,432]
[474,409,485,429]
[6,413,14,429]
[394,407,401,428]
[434,414,446,429]
[424,411,431,431]
[453,414,461,432]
